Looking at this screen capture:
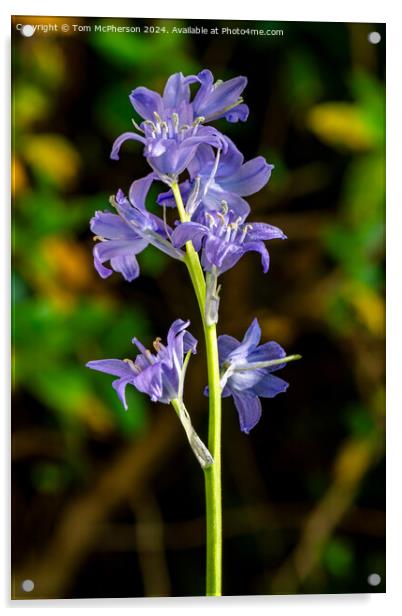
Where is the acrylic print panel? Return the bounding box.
[11,15,385,599]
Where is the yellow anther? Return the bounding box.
[153,337,162,351]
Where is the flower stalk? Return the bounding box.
[171,181,222,596]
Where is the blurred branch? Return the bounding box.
[12,429,64,460]
[95,502,384,552]
[131,492,171,597]
[14,409,189,599]
[269,433,384,594]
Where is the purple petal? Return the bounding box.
[179,129,224,152]
[147,141,198,177]
[214,138,244,177]
[252,374,289,398]
[110,254,140,282]
[237,318,262,354]
[132,337,148,356]
[93,255,113,279]
[167,318,190,350]
[128,172,156,209]
[202,236,242,273]
[129,86,163,120]
[112,377,132,410]
[94,238,148,263]
[90,211,136,241]
[232,392,262,434]
[229,366,267,393]
[133,363,164,402]
[114,198,148,230]
[166,319,197,365]
[162,72,197,109]
[224,103,249,123]
[243,240,270,273]
[86,359,134,378]
[111,132,146,160]
[172,222,207,251]
[183,330,198,355]
[157,180,192,208]
[220,158,273,196]
[193,73,247,121]
[187,144,216,178]
[192,69,214,114]
[218,335,240,363]
[248,341,286,369]
[247,223,287,242]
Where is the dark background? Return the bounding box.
[12,16,385,598]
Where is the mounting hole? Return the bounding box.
[367,573,381,586]
[21,24,35,37]
[21,579,34,592]
[368,31,381,45]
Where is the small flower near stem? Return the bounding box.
[172,204,286,323]
[206,318,301,434]
[90,174,184,282]
[86,319,213,468]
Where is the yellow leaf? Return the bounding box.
[23,134,81,187]
[345,281,385,336]
[307,103,374,151]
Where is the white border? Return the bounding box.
[2,0,402,614]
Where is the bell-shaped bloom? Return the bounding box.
[90,173,184,282]
[110,69,248,181]
[214,319,289,433]
[157,139,273,220]
[172,206,286,276]
[86,319,197,408]
[192,69,249,123]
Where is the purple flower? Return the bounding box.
[172,205,286,276]
[157,138,273,220]
[110,69,248,182]
[86,319,198,408]
[90,173,184,282]
[214,319,290,434]
[192,69,249,123]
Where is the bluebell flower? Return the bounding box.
[157,138,273,220]
[90,173,184,282]
[172,205,286,276]
[87,319,213,468]
[110,69,248,182]
[213,319,292,434]
[86,319,198,408]
[191,69,249,123]
[172,205,286,324]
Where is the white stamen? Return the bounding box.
[205,212,215,228]
[240,223,252,243]
[203,150,221,198]
[171,112,179,133]
[131,118,144,133]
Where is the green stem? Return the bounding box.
[171,182,222,596]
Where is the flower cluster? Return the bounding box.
[88,69,298,448]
